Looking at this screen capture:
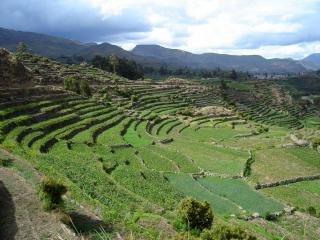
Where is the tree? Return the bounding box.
[131,94,138,104]
[175,197,214,231]
[16,42,27,59]
[230,69,238,80]
[16,42,27,54]
[109,54,119,74]
[80,80,91,97]
[159,64,169,76]
[220,79,228,89]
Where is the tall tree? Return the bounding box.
[109,54,119,74]
[16,42,27,57]
[230,69,238,80]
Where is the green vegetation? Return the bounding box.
[201,224,257,240]
[37,177,67,210]
[1,52,320,239]
[175,197,213,231]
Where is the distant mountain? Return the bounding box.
[0,27,85,57]
[304,53,320,64]
[0,27,309,73]
[0,27,163,67]
[132,45,306,73]
[301,53,320,70]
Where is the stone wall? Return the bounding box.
[255,174,320,189]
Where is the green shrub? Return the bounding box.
[257,125,269,134]
[79,79,92,97]
[116,87,133,98]
[131,94,138,103]
[200,224,256,240]
[307,206,317,216]
[0,157,12,167]
[37,178,67,210]
[175,197,214,231]
[265,212,278,221]
[64,75,79,94]
[311,138,320,149]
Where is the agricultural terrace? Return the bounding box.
[1,57,320,239]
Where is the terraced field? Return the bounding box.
[1,74,320,239]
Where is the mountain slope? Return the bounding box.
[301,53,320,70]
[0,27,163,67]
[0,27,308,73]
[132,45,306,73]
[0,27,85,57]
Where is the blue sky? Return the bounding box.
[1,0,320,59]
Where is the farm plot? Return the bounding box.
[251,148,320,183]
[170,140,248,175]
[198,177,283,215]
[165,173,241,215]
[261,180,320,213]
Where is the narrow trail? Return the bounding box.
[0,167,77,240]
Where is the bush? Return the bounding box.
[131,94,138,103]
[265,212,278,221]
[0,157,12,167]
[116,87,133,98]
[311,138,320,149]
[37,178,67,210]
[64,75,79,94]
[79,79,91,97]
[307,206,317,216]
[257,125,269,134]
[175,197,214,232]
[200,224,256,240]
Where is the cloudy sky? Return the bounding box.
[1,0,320,59]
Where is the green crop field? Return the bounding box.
[197,177,283,215]
[1,51,320,239]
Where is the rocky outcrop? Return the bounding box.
[0,48,31,87]
[290,134,308,146]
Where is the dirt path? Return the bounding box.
[0,167,77,240]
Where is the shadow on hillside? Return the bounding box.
[68,212,112,236]
[0,180,17,240]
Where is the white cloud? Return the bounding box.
[85,0,320,58]
[2,0,320,58]
[213,41,320,59]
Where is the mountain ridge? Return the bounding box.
[0,26,311,73]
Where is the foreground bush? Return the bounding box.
[37,178,67,210]
[307,206,317,216]
[0,157,12,167]
[175,197,214,231]
[79,79,92,97]
[200,224,257,240]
